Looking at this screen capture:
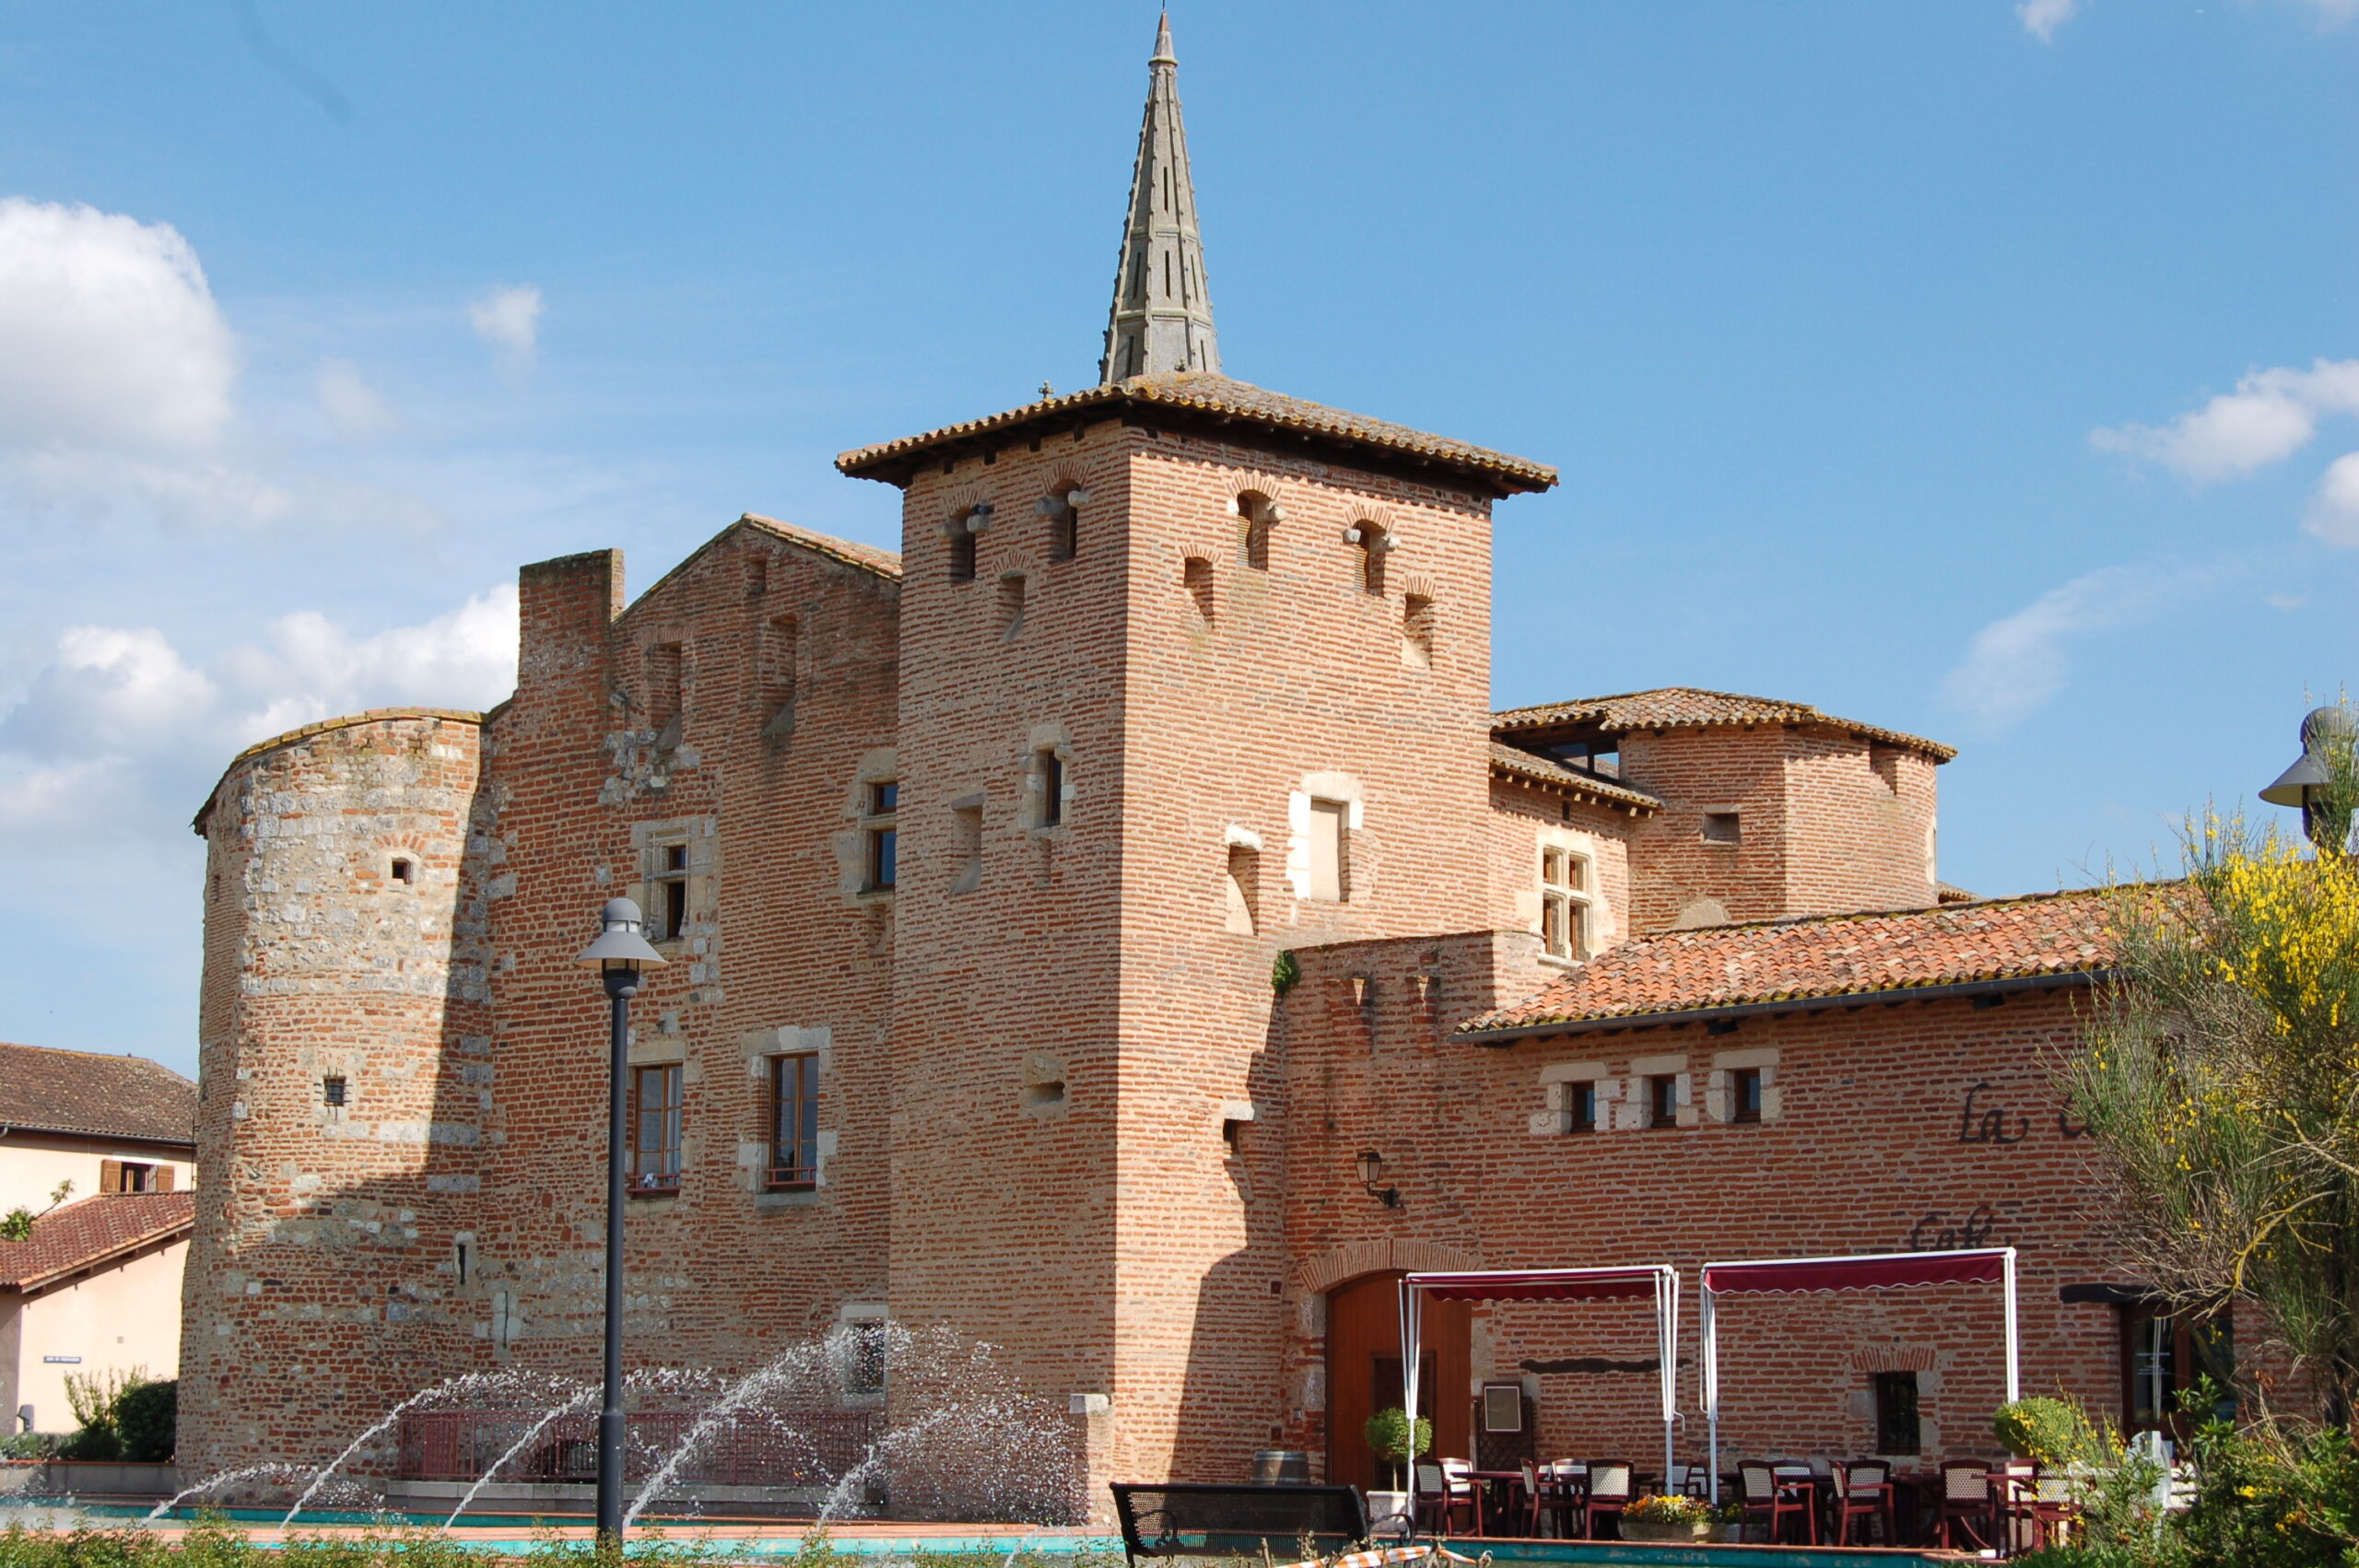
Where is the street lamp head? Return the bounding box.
[2261,707,2357,807]
[576,897,666,996]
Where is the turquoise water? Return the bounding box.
[1,1502,1125,1556]
[3,1507,1956,1563]
[1475,1541,1956,1566]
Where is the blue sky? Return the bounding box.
[0,2,2353,1072]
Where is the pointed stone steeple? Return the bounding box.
[1099,12,1219,383]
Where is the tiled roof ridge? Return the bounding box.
[0,1191,197,1291]
[738,512,903,579]
[1455,884,2122,1037]
[0,1042,197,1145]
[1485,741,1662,813]
[835,372,1558,494]
[1648,883,2108,938]
[1491,685,1956,763]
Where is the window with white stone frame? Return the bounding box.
[1540,846,1592,961]
[1706,1047,1782,1125]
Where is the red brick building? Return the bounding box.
[179,18,2157,1518]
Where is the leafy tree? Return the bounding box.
[2067,811,2359,1422]
[1362,1406,1431,1490]
[115,1378,177,1463]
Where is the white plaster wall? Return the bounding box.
[6,1238,188,1434]
[0,1138,194,1211]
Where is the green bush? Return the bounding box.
[1995,1397,2109,1468]
[1359,1405,1430,1488]
[114,1380,176,1464]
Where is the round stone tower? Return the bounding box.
[178,708,496,1489]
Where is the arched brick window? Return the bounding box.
[1237,491,1279,570]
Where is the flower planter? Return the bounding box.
[1364,1490,1412,1537]
[1620,1517,1726,1543]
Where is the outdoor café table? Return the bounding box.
[1469,1470,1525,1534]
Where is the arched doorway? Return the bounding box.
[1326,1271,1471,1492]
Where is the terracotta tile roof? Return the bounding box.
[1456,889,2114,1038]
[1491,686,1956,762]
[0,1043,195,1146]
[0,1192,195,1291]
[739,513,902,579]
[836,372,1558,496]
[1487,743,1662,813]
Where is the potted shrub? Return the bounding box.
[1621,1493,1736,1543]
[1361,1406,1431,1531]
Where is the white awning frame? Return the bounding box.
[1397,1264,1681,1497]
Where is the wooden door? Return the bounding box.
[1326,1271,1471,1492]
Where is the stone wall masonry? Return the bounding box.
[1483,779,1637,959]
[1618,727,1939,934]
[180,714,493,1485]
[478,522,900,1394]
[1109,429,1504,1493]
[1273,936,2132,1479]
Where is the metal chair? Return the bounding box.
[1738,1460,1815,1545]
[1438,1457,1484,1536]
[1582,1461,1632,1541]
[1832,1460,1895,1547]
[1543,1460,1589,1539]
[1935,1460,1995,1551]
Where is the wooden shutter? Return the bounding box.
[156,1164,176,1192]
[100,1158,123,1193]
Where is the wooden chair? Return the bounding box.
[1935,1460,1995,1551]
[1738,1460,1815,1545]
[1582,1462,1632,1541]
[1831,1460,1896,1547]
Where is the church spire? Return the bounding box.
[1099,11,1219,383]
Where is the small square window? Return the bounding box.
[869,781,898,815]
[323,1075,348,1108]
[1648,1073,1680,1129]
[390,856,415,886]
[1732,1067,1764,1124]
[1566,1082,1597,1135]
[1702,812,1741,845]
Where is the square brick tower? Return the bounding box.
[837,15,1557,1496]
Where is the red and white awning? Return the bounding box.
[1402,1266,1667,1303]
[1701,1246,2013,1296]
[1698,1247,2019,1504]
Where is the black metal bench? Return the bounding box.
[1110,1482,1371,1564]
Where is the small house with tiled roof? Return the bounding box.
[181,16,2147,1520]
[0,1043,196,1439]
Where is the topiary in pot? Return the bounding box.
[1362,1406,1433,1491]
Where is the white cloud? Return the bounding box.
[314,357,398,437]
[0,584,518,840]
[2017,0,2080,43]
[2091,359,2359,482]
[1940,562,2205,727]
[2305,452,2359,547]
[0,197,238,456]
[469,284,544,363]
[2289,0,2359,28]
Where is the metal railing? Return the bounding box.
[397,1408,881,1488]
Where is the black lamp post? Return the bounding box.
[574,897,665,1545]
[2260,707,2358,852]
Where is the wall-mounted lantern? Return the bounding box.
[1356,1149,1402,1210]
